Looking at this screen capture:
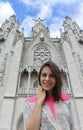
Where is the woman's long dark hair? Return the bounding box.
[38,61,62,101]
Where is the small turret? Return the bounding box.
[1,15,19,33]
[63,16,80,34]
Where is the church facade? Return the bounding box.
[0,15,83,130]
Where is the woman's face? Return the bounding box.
[40,66,56,95]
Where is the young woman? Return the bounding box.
[23,61,76,130]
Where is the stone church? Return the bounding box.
[0,15,83,130]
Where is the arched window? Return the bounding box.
[33,80,38,88]
[20,71,28,88]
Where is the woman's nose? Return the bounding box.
[45,75,50,80]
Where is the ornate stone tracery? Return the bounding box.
[33,46,51,63]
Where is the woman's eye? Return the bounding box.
[41,73,55,78]
[50,74,55,77]
[41,73,47,77]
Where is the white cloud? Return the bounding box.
[74,2,83,29]
[20,0,83,37]
[21,15,35,37]
[49,17,64,38]
[0,1,15,26]
[20,0,79,7]
[37,4,52,20]
[20,0,40,7]
[54,0,79,5]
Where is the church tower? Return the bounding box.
[0,15,83,130]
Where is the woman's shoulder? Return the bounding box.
[61,93,70,102]
[25,96,37,103]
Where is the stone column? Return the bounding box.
[6,28,17,53]
[62,41,82,130]
[17,71,22,94]
[66,31,83,129]
[0,39,23,130]
[67,29,83,83]
[28,71,31,93]
[62,41,83,97]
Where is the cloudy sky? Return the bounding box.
[0,0,83,37]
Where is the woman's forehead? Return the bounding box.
[41,66,52,73]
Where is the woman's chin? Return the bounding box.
[43,88,50,91]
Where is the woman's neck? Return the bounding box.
[46,91,53,98]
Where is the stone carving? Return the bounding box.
[33,46,51,63]
[33,18,46,24]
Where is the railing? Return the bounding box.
[62,88,73,98]
[16,88,37,97]
[16,87,73,97]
